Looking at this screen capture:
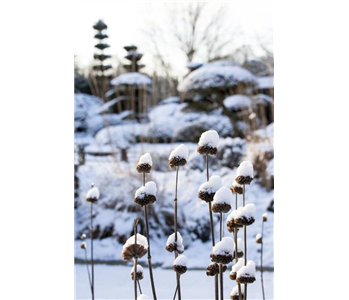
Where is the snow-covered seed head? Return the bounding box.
[226,210,243,232]
[134,181,157,206]
[86,184,100,203]
[255,233,262,244]
[81,233,86,240]
[206,262,227,276]
[230,284,245,300]
[198,175,222,202]
[131,264,144,281]
[235,161,254,185]
[233,204,256,226]
[80,242,87,249]
[168,144,189,168]
[229,258,244,280]
[236,260,256,284]
[262,213,268,222]
[211,186,233,213]
[166,232,184,254]
[210,237,235,264]
[121,233,148,261]
[173,255,188,275]
[197,130,219,156]
[136,153,152,173]
[230,180,243,195]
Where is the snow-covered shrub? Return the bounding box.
[216,137,246,169]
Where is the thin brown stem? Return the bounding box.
[133,219,140,300]
[142,172,158,300]
[84,249,93,294]
[137,279,142,295]
[90,202,95,300]
[234,194,242,300]
[172,285,178,300]
[174,166,181,300]
[206,154,218,300]
[219,212,223,300]
[261,222,265,300]
[243,184,247,300]
[219,263,223,300]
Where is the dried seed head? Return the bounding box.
[168,144,188,168]
[197,130,219,156]
[262,213,268,222]
[169,157,187,168]
[81,233,86,240]
[122,234,148,261]
[137,153,152,173]
[197,145,218,156]
[173,255,188,274]
[131,264,144,281]
[86,184,100,203]
[80,242,87,249]
[255,233,262,244]
[210,253,234,265]
[212,203,232,214]
[235,175,253,185]
[136,163,152,173]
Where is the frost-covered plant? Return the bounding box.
[173,255,188,275]
[168,144,189,300]
[135,153,158,300]
[85,183,100,300]
[166,232,184,254]
[131,264,144,294]
[236,261,256,284]
[197,130,220,300]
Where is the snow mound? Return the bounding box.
[212,186,234,205]
[223,95,252,110]
[135,181,157,198]
[111,72,152,86]
[169,144,189,160]
[212,237,235,255]
[257,76,274,89]
[158,96,180,105]
[123,234,148,249]
[178,65,257,92]
[137,295,150,300]
[138,153,152,166]
[237,161,254,177]
[166,232,184,253]
[198,130,220,147]
[237,260,256,277]
[198,175,222,194]
[174,255,187,266]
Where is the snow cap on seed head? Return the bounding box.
[232,180,242,188]
[235,203,256,219]
[80,242,87,249]
[262,212,268,222]
[81,233,86,240]
[137,295,151,300]
[86,183,100,202]
[173,255,188,267]
[138,153,152,166]
[198,130,220,147]
[131,264,144,274]
[212,186,234,205]
[169,144,189,160]
[231,284,245,297]
[198,175,222,193]
[237,260,256,277]
[135,181,157,198]
[212,237,235,255]
[237,161,254,177]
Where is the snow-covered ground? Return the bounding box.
[74,265,349,300]
[75,264,273,299]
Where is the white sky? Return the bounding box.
[74,0,273,77]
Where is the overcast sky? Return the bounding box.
[74,0,273,77]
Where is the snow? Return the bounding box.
[137,295,150,300]
[186,62,203,69]
[178,64,257,92]
[135,181,157,198]
[226,210,238,223]
[223,95,252,110]
[86,186,100,200]
[166,232,184,253]
[235,238,243,253]
[232,180,242,188]
[81,242,87,249]
[81,233,86,240]
[123,234,148,250]
[231,258,244,272]
[158,96,180,105]
[256,233,262,242]
[131,264,144,274]
[253,93,273,104]
[212,237,234,255]
[235,204,256,219]
[212,186,234,205]
[97,97,126,114]
[257,76,274,89]
[174,255,187,266]
[169,144,189,160]
[198,130,220,147]
[263,213,268,220]
[198,175,222,194]
[111,72,152,86]
[237,161,254,177]
[231,284,245,296]
[138,153,153,166]
[237,260,256,277]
